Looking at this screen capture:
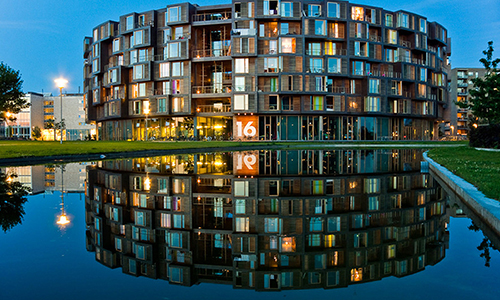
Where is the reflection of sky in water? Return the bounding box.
[1,160,500,300]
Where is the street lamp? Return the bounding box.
[54,78,68,144]
[144,100,150,141]
[450,125,454,137]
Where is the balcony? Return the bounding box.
[388,90,414,98]
[192,11,231,23]
[327,86,347,93]
[399,39,412,48]
[196,104,231,114]
[193,48,231,60]
[369,35,382,43]
[231,28,256,36]
[367,70,402,79]
[104,90,125,102]
[192,85,232,96]
[457,82,468,88]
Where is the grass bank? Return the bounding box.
[0,140,467,160]
[428,147,500,200]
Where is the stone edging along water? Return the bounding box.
[423,152,500,236]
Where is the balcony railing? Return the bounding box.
[388,90,413,98]
[231,28,257,36]
[369,35,382,43]
[234,85,255,92]
[192,11,231,22]
[256,85,278,92]
[399,39,412,48]
[367,70,402,78]
[104,91,125,102]
[260,29,279,38]
[193,48,231,58]
[192,85,232,94]
[327,86,347,93]
[196,104,231,113]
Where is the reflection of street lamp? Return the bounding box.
[144,100,150,141]
[56,166,70,226]
[54,78,68,144]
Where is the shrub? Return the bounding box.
[469,124,500,148]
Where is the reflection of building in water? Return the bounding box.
[1,166,45,194]
[1,163,91,195]
[44,163,89,193]
[85,150,448,290]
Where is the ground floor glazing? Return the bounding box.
[98,116,435,141]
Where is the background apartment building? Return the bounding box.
[1,92,95,141]
[449,68,486,136]
[84,0,451,141]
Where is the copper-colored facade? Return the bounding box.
[83,1,450,141]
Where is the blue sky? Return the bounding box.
[0,0,498,94]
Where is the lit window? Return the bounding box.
[234,94,249,110]
[280,38,295,53]
[235,58,249,73]
[351,7,364,21]
[159,62,169,78]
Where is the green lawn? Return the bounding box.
[428,147,500,200]
[0,140,250,159]
[0,140,467,160]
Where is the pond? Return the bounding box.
[1,149,499,300]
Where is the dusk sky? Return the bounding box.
[0,0,498,94]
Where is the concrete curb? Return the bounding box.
[423,152,500,236]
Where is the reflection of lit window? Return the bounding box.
[309,272,321,284]
[351,7,364,21]
[324,234,335,247]
[265,217,279,233]
[235,199,246,214]
[280,237,296,252]
[235,217,249,232]
[234,181,249,196]
[387,244,396,258]
[351,268,363,282]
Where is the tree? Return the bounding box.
[0,172,31,232]
[44,119,57,141]
[0,62,28,122]
[32,126,42,140]
[459,41,500,125]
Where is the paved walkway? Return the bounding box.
[423,152,500,237]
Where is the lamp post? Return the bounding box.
[54,78,68,144]
[144,100,150,141]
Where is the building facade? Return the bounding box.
[1,92,44,139]
[1,92,95,141]
[84,150,448,289]
[449,68,486,137]
[84,1,451,141]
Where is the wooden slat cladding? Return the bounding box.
[282,56,302,73]
[280,75,302,92]
[232,37,256,54]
